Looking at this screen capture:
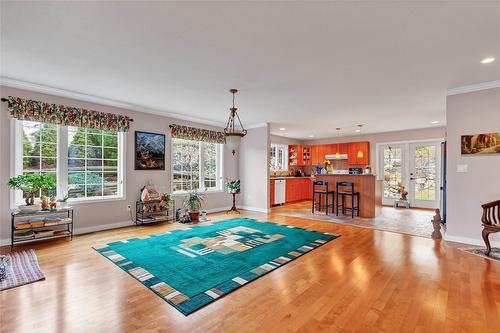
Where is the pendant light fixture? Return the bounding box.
[224,89,247,155]
[356,124,364,158]
[335,127,341,159]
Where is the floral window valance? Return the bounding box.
[170,124,225,144]
[6,96,132,132]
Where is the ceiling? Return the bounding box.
[1,1,499,139]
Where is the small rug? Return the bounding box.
[94,218,337,315]
[0,249,45,291]
[459,247,500,262]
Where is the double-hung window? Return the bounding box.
[270,143,288,171]
[171,138,223,193]
[12,120,125,205]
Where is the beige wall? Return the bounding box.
[445,87,500,246]
[239,125,270,212]
[0,86,238,243]
[270,134,303,146]
[304,127,446,172]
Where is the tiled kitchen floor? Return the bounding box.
[272,201,439,238]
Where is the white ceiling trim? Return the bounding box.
[0,76,231,128]
[447,80,500,96]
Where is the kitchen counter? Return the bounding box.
[314,174,382,218]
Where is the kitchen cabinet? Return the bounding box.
[284,178,312,203]
[288,145,303,166]
[270,180,275,207]
[348,142,370,165]
[302,146,311,166]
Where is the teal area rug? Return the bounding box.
[94,218,338,315]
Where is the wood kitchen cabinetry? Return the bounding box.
[347,141,369,165]
[285,178,311,203]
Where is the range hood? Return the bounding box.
[325,154,348,160]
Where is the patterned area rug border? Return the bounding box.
[93,218,338,315]
[458,247,500,263]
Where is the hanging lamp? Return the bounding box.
[224,89,247,155]
[335,127,341,159]
[356,124,364,158]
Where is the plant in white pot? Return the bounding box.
[226,179,240,194]
[183,190,205,222]
[7,174,56,211]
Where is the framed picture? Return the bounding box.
[135,131,166,170]
[461,132,500,155]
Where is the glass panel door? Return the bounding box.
[409,142,440,208]
[381,144,404,205]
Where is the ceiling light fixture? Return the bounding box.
[356,125,364,158]
[431,121,439,124]
[279,127,286,131]
[308,134,314,138]
[481,57,495,64]
[224,89,247,155]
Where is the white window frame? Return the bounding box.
[270,143,288,171]
[11,119,126,208]
[170,138,224,195]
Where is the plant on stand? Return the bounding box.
[183,190,205,222]
[7,174,56,211]
[226,179,240,194]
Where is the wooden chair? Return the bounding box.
[336,181,360,218]
[481,200,500,256]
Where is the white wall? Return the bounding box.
[239,125,270,212]
[0,86,238,244]
[445,87,500,246]
[270,134,303,146]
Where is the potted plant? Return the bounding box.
[160,192,173,211]
[226,179,240,194]
[7,174,56,211]
[183,190,205,222]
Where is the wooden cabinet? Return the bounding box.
[288,145,302,166]
[284,178,312,203]
[302,146,311,166]
[339,143,349,154]
[348,141,370,165]
[270,180,275,207]
[311,145,320,165]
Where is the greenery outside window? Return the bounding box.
[171,138,223,193]
[12,120,125,205]
[270,143,288,171]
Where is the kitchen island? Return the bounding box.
[314,174,381,218]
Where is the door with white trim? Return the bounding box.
[408,142,441,209]
[380,144,406,206]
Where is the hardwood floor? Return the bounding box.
[1,209,499,333]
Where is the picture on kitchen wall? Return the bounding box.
[461,132,500,155]
[135,131,166,170]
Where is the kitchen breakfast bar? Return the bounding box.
[313,174,382,218]
[271,174,382,218]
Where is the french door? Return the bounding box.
[380,141,441,208]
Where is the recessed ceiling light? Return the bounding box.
[308,134,314,138]
[355,129,361,133]
[481,57,495,64]
[279,127,286,131]
[431,120,439,124]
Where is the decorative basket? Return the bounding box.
[0,255,11,281]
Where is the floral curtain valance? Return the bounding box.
[170,124,225,144]
[6,96,132,132]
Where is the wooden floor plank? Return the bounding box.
[1,208,499,333]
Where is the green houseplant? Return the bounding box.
[226,179,240,194]
[183,190,205,222]
[7,174,56,210]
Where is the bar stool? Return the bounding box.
[336,181,360,218]
[312,181,335,215]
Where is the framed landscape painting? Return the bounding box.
[135,131,166,170]
[461,132,500,155]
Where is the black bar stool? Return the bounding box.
[336,181,360,218]
[312,181,335,215]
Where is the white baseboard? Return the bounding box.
[0,206,234,246]
[239,206,270,214]
[444,234,500,247]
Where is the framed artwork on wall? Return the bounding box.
[135,131,166,170]
[461,132,500,155]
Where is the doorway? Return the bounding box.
[378,140,442,209]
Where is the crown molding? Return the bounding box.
[0,76,228,128]
[245,122,268,129]
[447,80,500,96]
